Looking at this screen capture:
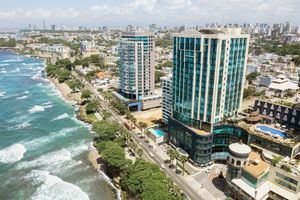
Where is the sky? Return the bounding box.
[0,0,299,28]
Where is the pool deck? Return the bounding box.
[256,125,286,138]
[238,122,300,148]
[149,128,165,138]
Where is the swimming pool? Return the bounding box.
[256,125,286,138]
[149,128,165,137]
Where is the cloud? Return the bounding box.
[0,0,299,26]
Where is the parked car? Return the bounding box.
[149,152,154,158]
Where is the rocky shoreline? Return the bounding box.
[46,76,121,200]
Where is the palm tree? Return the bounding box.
[132,143,138,156]
[173,150,180,171]
[136,148,143,158]
[144,130,151,138]
[132,117,137,125]
[166,147,177,168]
[124,131,131,145]
[179,155,189,175]
[139,122,148,134]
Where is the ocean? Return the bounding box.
[0,50,116,200]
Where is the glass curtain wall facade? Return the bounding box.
[169,29,249,164]
[119,32,155,100]
[172,29,249,128]
[168,117,213,164]
[212,125,249,153]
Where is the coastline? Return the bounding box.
[48,77,79,103]
[46,75,121,200]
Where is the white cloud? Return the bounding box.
[0,0,299,26]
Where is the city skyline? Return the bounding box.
[0,0,300,28]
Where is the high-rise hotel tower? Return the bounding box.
[119,31,155,100]
[168,28,249,164]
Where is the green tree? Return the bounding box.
[65,80,80,92]
[73,58,82,66]
[243,87,256,98]
[155,38,172,48]
[81,89,92,101]
[121,159,180,200]
[178,155,188,175]
[86,101,98,114]
[155,71,166,83]
[92,121,120,141]
[138,122,148,133]
[271,155,283,166]
[246,72,260,84]
[136,148,143,158]
[56,69,71,83]
[144,130,151,138]
[56,59,73,71]
[162,60,172,68]
[0,38,16,47]
[101,142,130,174]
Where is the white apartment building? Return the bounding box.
[161,75,172,124]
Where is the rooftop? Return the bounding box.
[237,121,300,148]
[198,29,225,34]
[231,178,269,200]
[243,152,270,179]
[173,28,249,38]
[188,126,211,136]
[229,142,251,155]
[121,31,153,37]
[269,78,299,91]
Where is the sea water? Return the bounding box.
[0,50,115,200]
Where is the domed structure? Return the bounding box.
[226,142,251,181]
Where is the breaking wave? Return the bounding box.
[16,95,28,100]
[25,170,89,200]
[0,143,27,164]
[28,105,45,113]
[51,113,69,121]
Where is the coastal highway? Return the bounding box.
[72,73,203,200]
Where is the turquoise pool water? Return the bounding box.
[149,128,165,137]
[256,125,286,138]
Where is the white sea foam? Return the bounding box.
[98,170,122,200]
[0,69,7,73]
[26,170,89,200]
[0,63,9,66]
[49,127,79,136]
[9,121,31,130]
[1,59,23,63]
[17,148,83,171]
[2,93,19,100]
[42,101,53,105]
[51,113,69,121]
[28,103,53,113]
[29,105,45,113]
[43,104,53,109]
[25,62,44,66]
[10,67,20,73]
[22,127,80,151]
[16,95,28,100]
[23,91,30,94]
[0,143,26,164]
[0,91,6,97]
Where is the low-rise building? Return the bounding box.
[268,75,299,97]
[227,148,300,200]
